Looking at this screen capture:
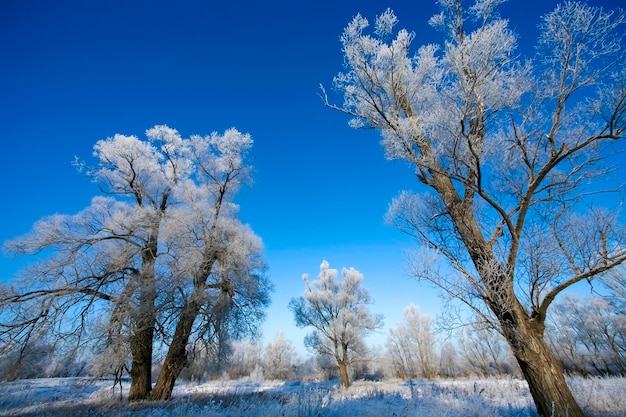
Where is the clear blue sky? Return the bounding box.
[1,0,622,355]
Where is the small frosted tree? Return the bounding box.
[439,341,460,378]
[289,260,383,388]
[386,304,438,379]
[325,2,626,416]
[263,331,297,380]
[548,292,626,375]
[457,323,517,376]
[227,338,262,379]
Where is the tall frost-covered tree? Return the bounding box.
[325,1,626,416]
[150,127,270,400]
[1,125,269,401]
[289,260,383,388]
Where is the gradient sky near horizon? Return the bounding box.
[1,0,623,355]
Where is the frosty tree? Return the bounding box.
[386,304,438,379]
[457,322,516,376]
[548,290,626,375]
[1,125,270,401]
[263,331,297,380]
[289,260,383,388]
[325,1,626,416]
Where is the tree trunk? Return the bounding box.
[337,343,351,389]
[127,286,156,401]
[128,324,154,401]
[338,361,350,388]
[151,294,203,401]
[152,247,224,401]
[128,247,157,401]
[503,315,585,417]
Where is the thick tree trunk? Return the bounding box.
[128,246,158,401]
[338,361,350,388]
[151,294,203,401]
[503,314,585,417]
[337,343,351,388]
[128,324,154,401]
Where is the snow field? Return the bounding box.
[0,376,624,417]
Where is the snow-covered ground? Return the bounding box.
[1,376,624,417]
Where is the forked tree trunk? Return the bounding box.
[502,314,585,417]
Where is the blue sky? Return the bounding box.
[1,0,622,354]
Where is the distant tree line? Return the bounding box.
[3,283,624,383]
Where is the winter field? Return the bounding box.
[1,376,624,417]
